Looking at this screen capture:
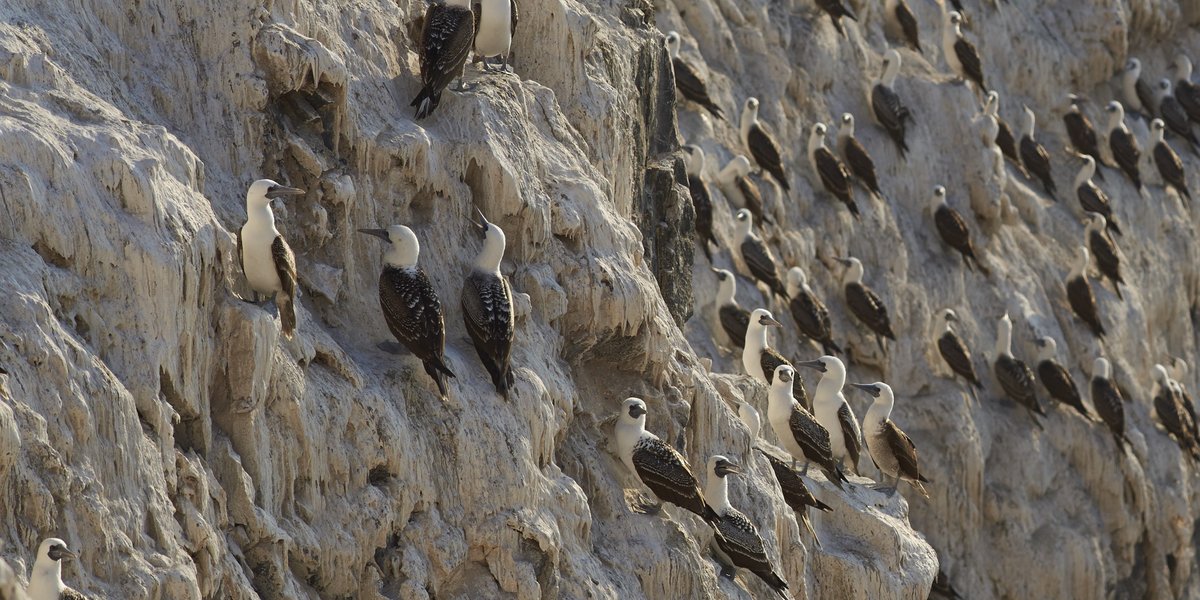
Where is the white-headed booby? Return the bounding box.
[837,113,882,198]
[733,210,787,299]
[1034,337,1091,420]
[1064,94,1106,179]
[1065,245,1106,338]
[239,179,304,338]
[615,398,720,524]
[1173,55,1200,125]
[683,145,718,262]
[930,185,988,274]
[1122,58,1157,119]
[786,267,842,356]
[1084,212,1124,300]
[850,381,930,497]
[717,155,770,226]
[942,11,984,93]
[28,538,88,600]
[1073,156,1122,236]
[744,308,810,409]
[984,91,1024,173]
[993,313,1045,427]
[809,122,860,218]
[1105,101,1143,191]
[1153,364,1200,460]
[885,0,922,53]
[766,365,848,488]
[666,32,725,120]
[1019,106,1057,200]
[1156,79,1200,153]
[712,268,751,351]
[836,257,896,352]
[739,407,831,545]
[704,456,790,597]
[871,50,914,157]
[816,0,858,35]
[411,0,476,119]
[741,98,790,191]
[933,308,982,391]
[461,210,515,397]
[474,0,518,71]
[1150,119,1192,206]
[1090,357,1129,452]
[797,356,862,476]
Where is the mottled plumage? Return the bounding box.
[412,1,476,119]
[816,0,858,35]
[938,329,982,389]
[462,270,515,395]
[846,282,895,340]
[632,438,716,521]
[1091,360,1129,452]
[1064,99,1106,178]
[382,266,455,395]
[688,173,717,262]
[1037,359,1090,420]
[789,287,841,356]
[810,123,859,218]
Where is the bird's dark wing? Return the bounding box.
[789,405,836,466]
[632,438,711,519]
[420,4,475,88]
[760,449,831,513]
[790,290,833,343]
[741,237,780,290]
[844,138,880,193]
[996,355,1039,409]
[996,119,1020,164]
[510,0,519,36]
[719,303,751,348]
[955,38,984,89]
[815,148,854,199]
[938,331,979,384]
[271,236,297,299]
[838,401,862,471]
[380,266,447,361]
[846,282,895,339]
[872,84,911,154]
[1067,276,1105,337]
[895,0,921,52]
[934,205,973,256]
[461,271,514,352]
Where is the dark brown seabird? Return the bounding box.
[992,313,1046,428]
[704,455,790,598]
[461,210,515,397]
[411,0,476,119]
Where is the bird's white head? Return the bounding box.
[796,355,846,387]
[771,364,796,396]
[1157,78,1174,99]
[734,208,754,236]
[683,144,706,175]
[750,308,782,333]
[245,178,305,213]
[1021,106,1037,137]
[620,397,648,428]
[936,307,958,332]
[836,256,864,285]
[1076,155,1097,186]
[1151,118,1167,144]
[851,381,894,415]
[741,97,760,133]
[359,224,420,268]
[809,122,828,154]
[785,266,808,297]
[1083,211,1107,232]
[1126,57,1142,76]
[882,49,902,84]
[665,31,681,59]
[1153,363,1171,385]
[1177,55,1194,81]
[470,210,506,272]
[707,454,742,479]
[731,154,753,177]
[712,268,737,304]
[1105,101,1126,129]
[32,537,75,585]
[1035,336,1058,362]
[929,185,948,212]
[995,312,1014,356]
[1093,356,1111,379]
[947,10,963,30]
[839,113,856,137]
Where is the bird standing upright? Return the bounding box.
[239,179,304,338]
[461,211,515,397]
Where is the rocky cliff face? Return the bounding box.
[0,0,1198,598]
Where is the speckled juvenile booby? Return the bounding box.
[798,356,862,476]
[809,122,860,218]
[872,50,914,157]
[933,308,982,390]
[1084,213,1124,300]
[712,268,750,351]
[1035,337,1091,420]
[1173,55,1200,124]
[984,91,1024,173]
[1019,106,1057,200]
[1064,94,1106,179]
[704,456,790,598]
[993,313,1046,427]
[1065,245,1106,338]
[816,0,858,35]
[473,0,518,71]
[837,257,895,352]
[766,365,848,488]
[1105,101,1143,191]
[360,225,456,397]
[744,309,810,409]
[462,211,515,397]
[1073,156,1122,236]
[886,0,922,53]
[757,447,831,545]
[733,210,787,299]
[412,0,475,119]
[741,98,790,191]
[666,32,724,120]
[1153,364,1199,460]
[717,155,770,226]
[28,538,87,600]
[1123,58,1156,119]
[1150,119,1192,206]
[787,267,842,356]
[1090,357,1129,452]
[930,185,988,274]
[851,382,930,497]
[615,398,720,524]
[239,179,304,338]
[1155,79,1199,153]
[837,113,882,198]
[1170,358,1198,439]
[942,11,984,93]
[684,145,718,262]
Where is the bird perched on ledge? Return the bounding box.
[461,210,515,397]
[239,179,304,338]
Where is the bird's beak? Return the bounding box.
[716,461,743,477]
[850,383,878,397]
[796,359,826,373]
[710,267,721,275]
[945,311,959,323]
[357,228,390,242]
[762,316,782,328]
[265,185,306,200]
[629,405,647,418]
[470,209,490,238]
[833,256,851,266]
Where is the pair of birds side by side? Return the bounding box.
[411,0,519,119]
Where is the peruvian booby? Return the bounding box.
[239,179,303,338]
[837,113,882,198]
[1063,94,1106,179]
[733,209,787,299]
[744,309,810,409]
[1073,156,1122,236]
[1170,358,1199,440]
[666,32,725,120]
[738,399,762,444]
[27,538,87,600]
[1105,101,1143,191]
[461,211,515,397]
[933,308,983,390]
[809,122,860,218]
[942,11,984,93]
[798,356,863,476]
[683,145,718,262]
[1084,213,1124,300]
[1034,337,1091,420]
[717,155,770,226]
[1090,357,1129,452]
[766,365,849,488]
[930,185,988,274]
[992,313,1046,427]
[1065,245,1106,338]
[1173,55,1200,125]
[1122,58,1157,119]
[412,0,476,119]
[871,50,914,157]
[360,225,456,397]
[1019,106,1057,200]
[704,456,790,597]
[712,268,751,351]
[738,405,830,544]
[815,0,858,36]
[1150,119,1192,206]
[473,0,518,71]
[1156,79,1200,153]
[851,382,930,497]
[615,398,720,524]
[886,0,922,53]
[1153,364,1200,460]
[984,91,1024,174]
[837,257,896,352]
[786,266,842,356]
[741,98,790,191]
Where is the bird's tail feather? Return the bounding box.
[279,295,296,338]
[411,87,443,120]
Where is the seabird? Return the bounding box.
[239,179,304,338]
[809,122,860,218]
[1034,337,1092,420]
[716,155,770,226]
[885,0,922,53]
[1073,156,1122,236]
[1063,94,1107,179]
[815,0,858,36]
[614,398,720,524]
[797,356,863,476]
[1019,106,1057,200]
[411,0,475,119]
[837,113,882,198]
[743,308,810,409]
[683,145,718,262]
[992,313,1046,427]
[461,211,515,397]
[1084,213,1125,300]
[929,185,988,274]
[1155,79,1200,153]
[712,268,751,351]
[1153,364,1200,460]
[836,256,896,353]
[473,0,518,71]
[665,32,725,120]
[1122,58,1157,119]
[1170,358,1199,440]
[933,308,983,391]
[1173,55,1200,125]
[1150,119,1192,206]
[984,91,1024,174]
[942,11,984,94]
[850,382,930,497]
[1105,101,1143,191]
[360,225,456,397]
[740,98,790,191]
[765,365,849,488]
[27,538,87,600]
[1065,245,1106,338]
[738,399,762,444]
[1090,357,1129,452]
[871,50,914,157]
[733,209,787,299]
[703,456,790,598]
[786,266,842,356]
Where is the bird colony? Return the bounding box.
[1,0,1199,598]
